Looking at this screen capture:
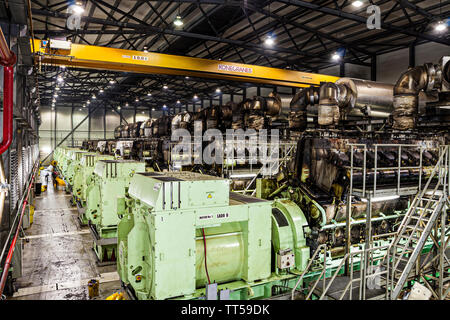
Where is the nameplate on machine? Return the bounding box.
[198,213,229,221]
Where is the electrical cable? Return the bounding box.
[201,228,211,284]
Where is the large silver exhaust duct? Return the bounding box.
[317,78,394,126]
[336,78,394,118]
[392,64,430,130]
[391,61,448,130]
[289,86,319,130]
[318,82,340,125]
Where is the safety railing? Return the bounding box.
[292,243,390,300]
[384,145,449,300]
[346,143,434,198]
[291,244,328,300]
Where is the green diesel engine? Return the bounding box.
[58,147,80,179]
[73,153,116,224]
[85,159,146,262]
[117,172,310,300]
[67,150,94,189]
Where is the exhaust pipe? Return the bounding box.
[289,86,319,131]
[318,83,340,126]
[392,63,439,130]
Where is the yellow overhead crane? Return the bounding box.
[31,39,338,87]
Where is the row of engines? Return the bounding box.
[111,56,450,142]
[113,92,285,139]
[112,55,449,142]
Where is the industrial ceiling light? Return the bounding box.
[176,100,180,104]
[147,93,152,96]
[264,35,275,46]
[55,87,60,91]
[352,0,363,7]
[87,100,90,104]
[60,65,66,69]
[142,111,145,114]
[163,85,168,89]
[173,15,183,27]
[215,88,221,93]
[332,52,341,61]
[435,20,448,32]
[72,2,84,15]
[99,89,104,93]
[143,46,149,53]
[193,94,198,99]
[53,93,58,97]
[185,76,189,79]
[82,104,86,108]
[52,99,56,103]
[125,102,129,107]
[109,80,116,84]
[152,108,155,111]
[117,106,121,110]
[57,75,63,82]
[92,95,96,99]
[163,104,167,109]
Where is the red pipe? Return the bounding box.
[0,26,16,156]
[0,168,36,296]
[0,26,20,297]
[0,66,15,155]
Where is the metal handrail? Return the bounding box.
[347,143,429,197]
[385,145,449,299]
[337,245,390,300]
[291,244,327,300]
[243,143,296,196]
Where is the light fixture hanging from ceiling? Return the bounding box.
[264,2,275,47]
[174,1,183,27]
[435,2,448,32]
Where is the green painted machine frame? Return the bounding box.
[85,159,146,262]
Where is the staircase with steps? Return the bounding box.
[385,145,449,300]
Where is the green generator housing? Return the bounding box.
[85,159,146,262]
[65,150,91,188]
[73,153,115,206]
[58,147,80,178]
[117,172,310,300]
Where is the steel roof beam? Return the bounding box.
[277,0,450,45]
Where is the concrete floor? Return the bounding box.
[10,176,127,300]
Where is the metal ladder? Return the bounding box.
[386,145,449,300]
